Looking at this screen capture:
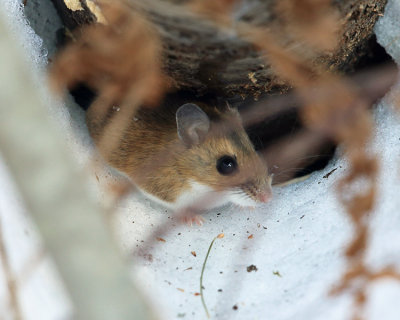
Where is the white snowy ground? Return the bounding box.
[1,0,400,319]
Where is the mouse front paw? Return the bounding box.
[179,209,204,226]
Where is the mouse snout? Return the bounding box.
[256,187,272,203]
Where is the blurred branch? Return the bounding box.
[241,64,398,129]
[0,12,156,320]
[0,218,22,320]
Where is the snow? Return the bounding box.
[1,0,400,319]
[375,0,400,63]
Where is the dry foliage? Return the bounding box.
[50,0,168,155]
[50,1,167,107]
[227,2,399,319]
[50,0,399,319]
[189,0,237,25]
[276,0,339,52]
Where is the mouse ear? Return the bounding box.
[176,103,210,147]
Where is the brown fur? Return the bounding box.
[86,101,269,204]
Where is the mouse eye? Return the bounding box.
[216,156,237,175]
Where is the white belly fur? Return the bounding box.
[139,180,231,212]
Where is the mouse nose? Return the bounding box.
[257,189,272,203]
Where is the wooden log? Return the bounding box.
[51,0,388,98]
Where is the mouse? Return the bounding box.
[86,100,272,224]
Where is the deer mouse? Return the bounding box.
[86,101,272,224]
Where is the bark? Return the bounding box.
[51,0,388,98]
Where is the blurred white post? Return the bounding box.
[0,12,156,320]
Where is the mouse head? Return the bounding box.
[176,103,272,207]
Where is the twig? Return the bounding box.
[0,14,156,320]
[18,248,46,285]
[0,217,22,320]
[200,233,224,319]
